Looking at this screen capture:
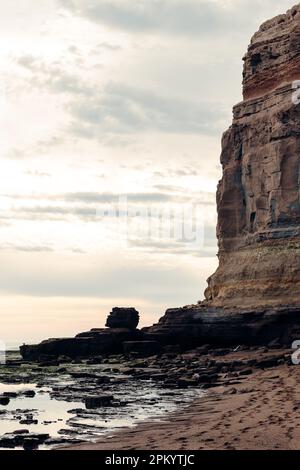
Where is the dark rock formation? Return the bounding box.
[20,309,142,361]
[0,396,10,406]
[105,307,139,329]
[85,395,114,409]
[144,305,300,347]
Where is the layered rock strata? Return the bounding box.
[205,5,300,309]
[146,5,300,345]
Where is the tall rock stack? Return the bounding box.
[145,5,300,346]
[206,4,300,309]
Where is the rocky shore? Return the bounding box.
[0,343,295,450]
[64,349,300,451]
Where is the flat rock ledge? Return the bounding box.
[20,305,300,361]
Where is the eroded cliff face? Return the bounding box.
[205,4,300,309]
[143,5,300,347]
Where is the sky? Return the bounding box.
[1,0,298,347]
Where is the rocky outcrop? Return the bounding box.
[144,305,300,347]
[20,308,142,361]
[105,307,139,329]
[204,4,300,310]
[243,5,300,101]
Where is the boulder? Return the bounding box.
[0,397,10,406]
[85,395,114,409]
[106,307,139,330]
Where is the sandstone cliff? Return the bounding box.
[205,4,300,309]
[145,5,300,346]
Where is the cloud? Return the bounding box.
[128,238,217,258]
[14,52,227,137]
[63,191,175,204]
[69,82,227,136]
[15,54,91,97]
[59,0,294,36]
[5,190,216,206]
[0,244,54,253]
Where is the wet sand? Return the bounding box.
[62,355,300,450]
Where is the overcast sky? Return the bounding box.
[1,0,297,346]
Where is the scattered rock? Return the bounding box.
[0,396,10,406]
[23,438,40,451]
[85,395,114,409]
[22,390,36,398]
[238,369,253,376]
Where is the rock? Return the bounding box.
[57,355,72,363]
[20,327,142,361]
[85,395,114,409]
[0,396,10,406]
[70,372,98,379]
[177,378,198,388]
[38,360,60,367]
[23,438,40,451]
[150,373,167,381]
[22,390,36,398]
[19,418,38,425]
[106,307,139,330]
[145,305,300,347]
[238,369,253,376]
[0,432,49,449]
[256,357,280,369]
[96,376,111,385]
[192,373,200,381]
[243,5,300,101]
[123,341,161,356]
[85,356,103,365]
[198,373,218,384]
[2,392,18,398]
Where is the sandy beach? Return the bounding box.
[62,349,300,451]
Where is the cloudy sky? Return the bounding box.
[1,0,297,346]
